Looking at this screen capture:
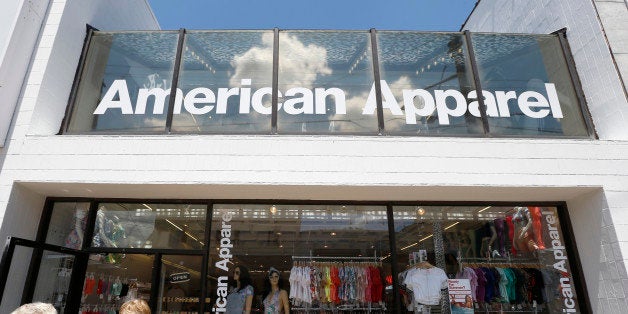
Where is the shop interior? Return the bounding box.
[19,202,582,314]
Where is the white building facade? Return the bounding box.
[0,0,625,313]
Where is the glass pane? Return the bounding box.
[0,247,32,314]
[172,31,273,133]
[68,31,180,133]
[471,34,589,137]
[208,204,393,313]
[277,31,379,134]
[80,254,153,312]
[158,255,203,313]
[91,203,206,249]
[377,32,482,135]
[31,251,75,312]
[45,202,90,249]
[394,205,582,313]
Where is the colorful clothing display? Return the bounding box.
[289,262,384,309]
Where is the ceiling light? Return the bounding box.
[270,205,277,215]
[417,207,426,216]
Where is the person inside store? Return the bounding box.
[226,265,254,314]
[11,302,57,314]
[262,267,290,314]
[119,299,151,314]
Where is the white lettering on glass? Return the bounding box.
[93,79,565,126]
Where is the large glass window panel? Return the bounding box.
[0,247,33,314]
[208,204,393,313]
[67,31,179,133]
[80,254,154,312]
[45,202,90,250]
[377,32,483,135]
[158,255,203,313]
[91,203,206,250]
[394,205,582,313]
[471,34,589,137]
[31,251,75,312]
[277,31,379,134]
[171,31,273,133]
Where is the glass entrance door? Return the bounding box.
[158,254,204,314]
[0,237,85,314]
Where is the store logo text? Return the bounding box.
[94,79,564,126]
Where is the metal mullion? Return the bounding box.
[82,201,100,250]
[386,205,402,313]
[0,238,17,304]
[21,249,43,304]
[555,29,597,138]
[199,202,213,313]
[60,26,95,134]
[66,252,89,313]
[82,247,204,255]
[150,253,162,312]
[370,29,386,135]
[271,28,280,134]
[165,28,186,134]
[464,30,490,135]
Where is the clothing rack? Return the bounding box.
[460,257,541,268]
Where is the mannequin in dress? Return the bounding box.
[512,207,539,253]
[65,210,87,249]
[262,267,289,314]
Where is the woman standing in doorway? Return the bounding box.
[262,267,290,314]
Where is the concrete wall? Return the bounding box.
[592,0,628,97]
[464,0,628,312]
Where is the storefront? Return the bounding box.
[0,21,602,314]
[0,199,588,313]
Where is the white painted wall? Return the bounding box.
[464,0,628,312]
[0,0,625,312]
[0,0,157,307]
[0,0,50,147]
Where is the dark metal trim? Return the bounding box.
[165,28,187,133]
[370,29,386,135]
[21,248,41,304]
[271,28,280,134]
[43,196,569,208]
[82,247,204,255]
[66,252,89,314]
[555,29,598,139]
[557,204,593,313]
[386,205,402,313]
[0,237,17,303]
[199,202,213,313]
[81,201,99,250]
[150,253,162,311]
[60,25,96,134]
[35,199,56,243]
[464,30,490,135]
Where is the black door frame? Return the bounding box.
[0,237,86,313]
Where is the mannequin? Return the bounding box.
[512,207,539,253]
[65,210,87,249]
[480,222,499,258]
[262,267,290,314]
[493,218,506,256]
[466,229,477,258]
[528,206,546,250]
[458,230,471,258]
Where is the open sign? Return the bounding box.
[169,272,191,283]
